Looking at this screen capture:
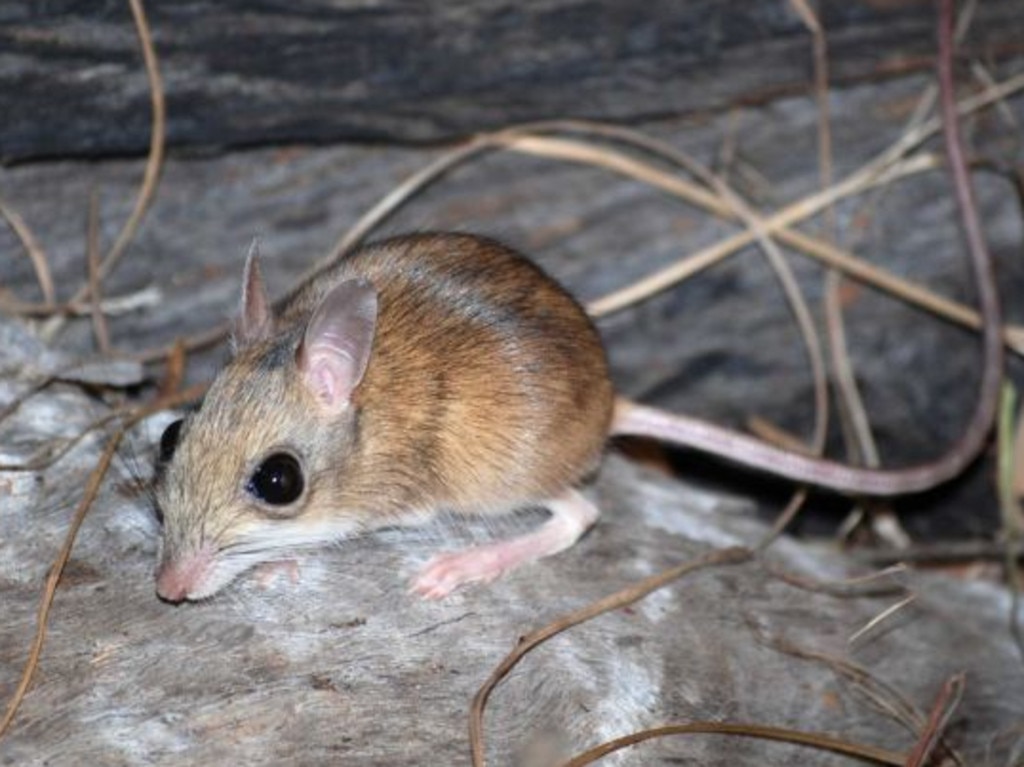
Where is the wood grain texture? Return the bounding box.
[2,0,1023,162]
[1,333,1021,764]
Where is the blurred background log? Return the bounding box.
[2,0,1023,162]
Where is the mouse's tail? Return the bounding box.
[610,396,985,497]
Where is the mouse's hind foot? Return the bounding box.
[410,489,598,599]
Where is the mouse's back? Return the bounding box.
[281,233,615,515]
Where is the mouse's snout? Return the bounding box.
[155,547,215,603]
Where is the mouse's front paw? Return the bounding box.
[253,559,301,591]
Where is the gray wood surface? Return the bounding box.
[3,0,1023,162]
[1,325,1021,764]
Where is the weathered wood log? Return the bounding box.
[1,320,1021,765]
[2,0,1023,162]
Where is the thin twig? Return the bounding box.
[0,286,162,318]
[745,598,964,764]
[764,561,907,598]
[506,134,1024,358]
[86,191,111,354]
[131,322,229,365]
[0,383,205,741]
[997,382,1024,663]
[468,546,753,766]
[0,376,56,426]
[797,0,900,547]
[903,673,965,767]
[585,67,1024,320]
[848,594,917,646]
[0,198,55,305]
[853,539,1024,565]
[749,620,927,742]
[40,0,165,342]
[560,722,905,766]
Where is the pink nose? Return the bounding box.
[156,565,190,603]
[156,549,213,603]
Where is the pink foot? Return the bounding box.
[253,559,300,590]
[410,489,599,600]
[412,546,515,600]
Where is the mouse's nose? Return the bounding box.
[155,565,189,603]
[153,548,211,606]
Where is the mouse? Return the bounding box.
[155,233,615,601]
[154,230,1000,602]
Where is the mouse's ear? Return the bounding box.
[298,278,378,411]
[233,240,274,351]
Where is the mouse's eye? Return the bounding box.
[247,452,304,506]
[158,419,183,463]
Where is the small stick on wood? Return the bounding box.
[468,546,753,766]
[848,594,917,646]
[0,286,162,319]
[0,383,206,741]
[86,191,111,354]
[853,539,1024,565]
[560,722,906,767]
[903,673,965,767]
[41,0,166,342]
[0,198,55,306]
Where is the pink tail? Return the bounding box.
[611,397,976,497]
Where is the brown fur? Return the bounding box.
[156,234,613,586]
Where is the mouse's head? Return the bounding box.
[154,246,378,602]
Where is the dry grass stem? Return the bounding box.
[847,594,916,646]
[798,0,905,546]
[747,622,952,755]
[132,323,230,365]
[0,376,56,426]
[903,673,965,767]
[857,540,1024,565]
[0,383,206,740]
[0,198,55,305]
[86,192,112,354]
[764,561,907,598]
[1015,397,1024,501]
[468,546,753,766]
[747,416,815,455]
[40,0,165,342]
[560,722,905,766]
[796,0,875,467]
[970,61,1022,136]
[997,383,1024,662]
[0,286,163,318]
[159,340,187,398]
